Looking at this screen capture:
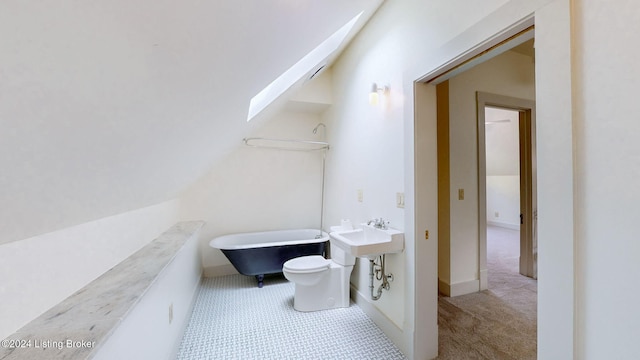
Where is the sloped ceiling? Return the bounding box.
[0,0,382,244]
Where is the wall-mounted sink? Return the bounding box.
[329,224,404,259]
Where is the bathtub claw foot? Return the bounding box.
[256,274,264,288]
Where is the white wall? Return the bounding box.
[179,111,327,273]
[0,199,180,340]
[486,176,520,228]
[445,50,535,292]
[573,1,640,358]
[322,35,406,330]
[485,107,520,176]
[322,0,514,356]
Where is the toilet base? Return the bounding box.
[291,263,352,312]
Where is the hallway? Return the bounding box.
[437,226,537,359]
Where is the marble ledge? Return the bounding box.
[0,221,205,360]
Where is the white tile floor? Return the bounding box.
[176,274,406,360]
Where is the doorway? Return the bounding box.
[432,38,537,297]
[431,41,539,360]
[409,4,575,358]
[478,94,537,284]
[484,107,524,279]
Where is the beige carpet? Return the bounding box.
[437,226,537,359]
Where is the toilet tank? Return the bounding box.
[329,241,356,266]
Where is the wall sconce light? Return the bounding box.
[369,83,389,106]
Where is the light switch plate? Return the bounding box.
[396,192,405,208]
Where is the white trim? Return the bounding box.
[449,279,480,297]
[407,82,440,359]
[438,278,451,296]
[534,2,575,357]
[350,285,407,355]
[437,278,481,297]
[479,269,488,290]
[420,23,534,85]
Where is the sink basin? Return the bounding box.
[329,224,404,259]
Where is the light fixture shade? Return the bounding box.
[369,82,391,106]
[369,82,384,106]
[369,91,379,106]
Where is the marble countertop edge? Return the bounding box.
[1,221,205,360]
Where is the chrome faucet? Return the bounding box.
[367,218,389,230]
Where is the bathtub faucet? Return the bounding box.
[367,218,389,230]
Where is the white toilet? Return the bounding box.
[283,244,355,312]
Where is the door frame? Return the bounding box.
[405,2,575,358]
[477,92,537,289]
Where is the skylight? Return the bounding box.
[247,12,363,122]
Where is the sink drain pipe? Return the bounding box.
[369,254,393,301]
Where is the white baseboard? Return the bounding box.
[350,285,407,355]
[479,269,488,291]
[439,278,480,297]
[203,264,238,277]
[487,220,519,231]
[438,278,451,296]
[451,279,480,297]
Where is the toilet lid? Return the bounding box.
[283,255,330,273]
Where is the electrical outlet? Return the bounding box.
[494,211,500,218]
[396,192,405,208]
[169,303,173,324]
[357,189,363,202]
[458,189,464,200]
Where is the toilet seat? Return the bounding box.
[283,255,330,274]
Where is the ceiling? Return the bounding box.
[0,0,383,244]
